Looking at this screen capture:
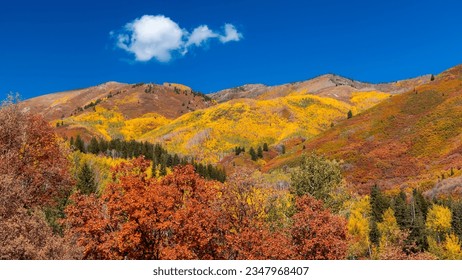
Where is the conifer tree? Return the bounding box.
[87,137,100,154]
[257,146,263,158]
[393,191,410,230]
[451,201,462,239]
[369,220,380,246]
[249,147,257,161]
[263,143,269,152]
[370,185,389,223]
[159,161,167,176]
[76,162,97,195]
[74,135,85,153]
[347,110,353,119]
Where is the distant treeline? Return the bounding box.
[70,135,226,182]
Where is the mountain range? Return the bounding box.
[20,65,462,196]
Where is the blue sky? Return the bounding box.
[1,0,462,100]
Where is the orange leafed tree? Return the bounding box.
[291,195,348,260]
[64,158,226,259]
[64,158,352,260]
[0,97,77,259]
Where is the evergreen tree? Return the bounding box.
[452,201,462,239]
[69,136,74,147]
[263,143,269,152]
[159,161,167,176]
[98,138,108,154]
[257,146,263,158]
[406,189,429,251]
[347,110,353,119]
[74,135,85,153]
[413,189,429,220]
[151,159,158,178]
[393,191,410,229]
[87,137,100,154]
[173,154,180,166]
[370,185,389,223]
[281,145,286,154]
[76,162,97,195]
[431,74,435,81]
[369,220,380,246]
[249,147,258,161]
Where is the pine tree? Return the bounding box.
[369,220,380,246]
[370,185,389,223]
[87,137,100,154]
[173,154,180,166]
[281,145,286,154]
[74,135,85,153]
[69,136,74,147]
[347,110,353,119]
[151,159,158,178]
[159,161,167,176]
[393,191,410,230]
[263,143,269,152]
[249,147,257,161]
[98,138,108,154]
[452,201,462,240]
[257,146,263,158]
[76,162,97,195]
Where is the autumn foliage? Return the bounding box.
[63,158,348,260]
[291,195,347,259]
[0,98,78,259]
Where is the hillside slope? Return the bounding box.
[141,89,402,163]
[21,82,214,140]
[264,65,462,194]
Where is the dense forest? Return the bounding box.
[1,98,462,260]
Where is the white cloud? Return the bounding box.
[186,25,218,47]
[116,15,185,62]
[219,24,243,43]
[113,15,242,62]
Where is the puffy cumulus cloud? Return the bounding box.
[116,15,184,62]
[113,15,242,62]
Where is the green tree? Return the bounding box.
[281,145,286,154]
[263,143,269,152]
[76,162,97,195]
[347,110,353,119]
[407,189,429,252]
[249,147,257,161]
[87,137,100,154]
[452,201,462,239]
[257,146,263,158]
[74,134,85,153]
[290,152,342,202]
[159,160,167,176]
[393,191,410,229]
[369,220,380,246]
[370,185,389,223]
